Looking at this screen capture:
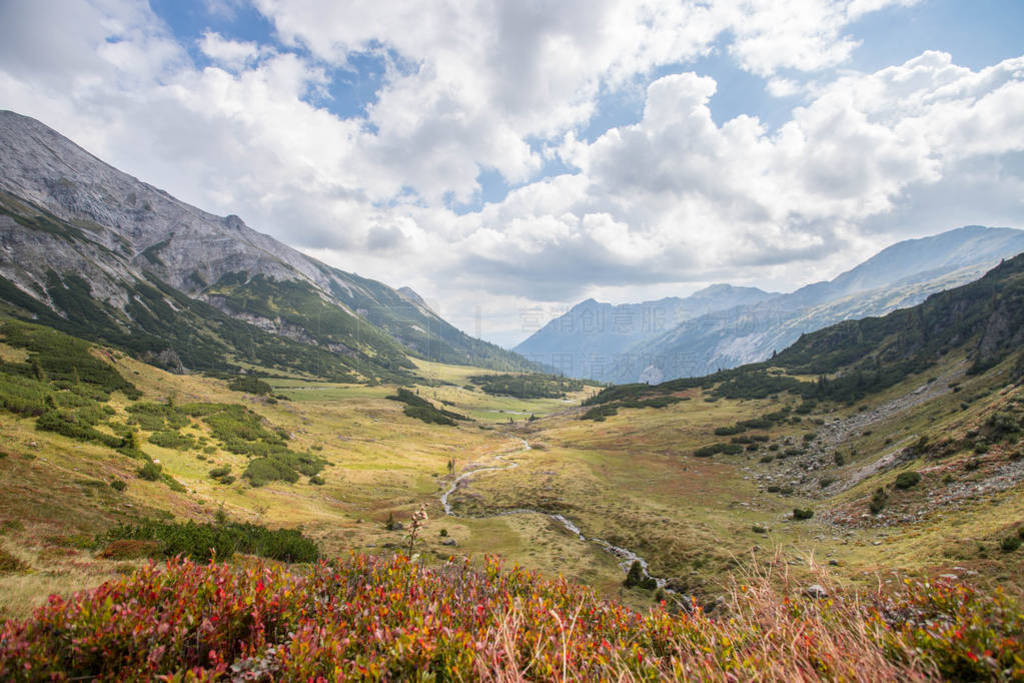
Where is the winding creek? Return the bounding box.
[440,438,667,589]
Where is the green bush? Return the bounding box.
[227,375,273,395]
[870,487,888,514]
[36,409,123,448]
[792,508,814,520]
[693,442,744,458]
[109,479,127,492]
[97,518,319,563]
[1000,535,1021,553]
[581,404,618,421]
[387,389,467,425]
[713,425,745,436]
[137,462,162,481]
[469,373,583,399]
[243,451,326,487]
[148,430,195,450]
[623,560,656,590]
[894,471,921,490]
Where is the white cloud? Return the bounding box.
[0,0,1020,347]
[198,31,270,71]
[249,0,915,200]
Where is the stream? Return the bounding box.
[440,438,667,588]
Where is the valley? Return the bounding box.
[0,110,1022,679]
[2,278,1021,623]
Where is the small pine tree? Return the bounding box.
[870,487,888,514]
[123,430,141,455]
[624,560,645,588]
[32,358,46,382]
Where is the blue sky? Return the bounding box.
[1,0,1022,346]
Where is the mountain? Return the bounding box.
[587,248,1024,411]
[513,284,777,379]
[0,110,533,379]
[595,226,1024,383]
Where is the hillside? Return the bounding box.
[0,110,533,379]
[0,254,1023,678]
[531,226,1024,383]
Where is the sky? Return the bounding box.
[1,0,1023,347]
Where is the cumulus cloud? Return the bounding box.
[0,0,1020,346]
[198,31,270,71]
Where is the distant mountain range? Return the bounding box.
[514,284,778,381]
[516,225,1024,383]
[0,110,534,380]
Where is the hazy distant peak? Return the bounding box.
[690,283,773,299]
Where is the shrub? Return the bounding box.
[470,373,583,399]
[819,476,836,488]
[227,375,273,396]
[387,389,467,425]
[894,471,922,490]
[35,409,123,448]
[986,411,1021,439]
[110,479,127,492]
[581,404,618,421]
[148,430,195,450]
[792,508,814,520]
[1000,535,1022,553]
[623,560,656,590]
[308,475,325,485]
[870,487,888,514]
[2,555,1023,680]
[96,519,318,563]
[98,539,161,560]
[0,546,29,573]
[693,442,743,458]
[244,451,325,487]
[714,425,745,436]
[138,461,162,481]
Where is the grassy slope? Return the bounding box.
[0,334,619,619]
[0,307,1021,622]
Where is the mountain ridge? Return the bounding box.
[518,224,1024,383]
[0,110,534,378]
[514,284,778,377]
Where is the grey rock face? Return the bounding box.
[0,110,531,374]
